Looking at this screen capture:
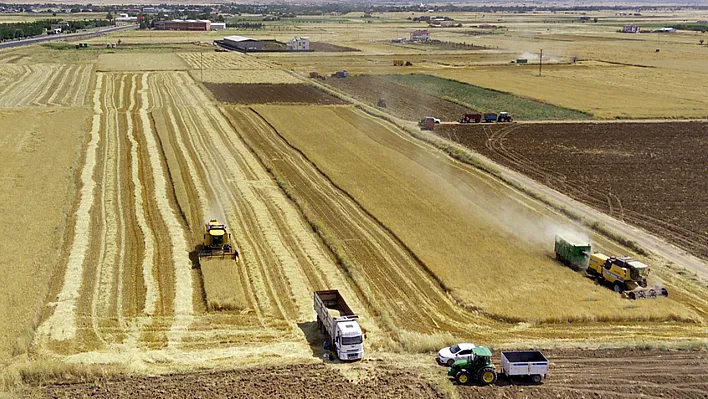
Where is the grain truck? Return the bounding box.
[554,234,591,269]
[314,290,364,361]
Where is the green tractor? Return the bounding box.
[447,347,498,385]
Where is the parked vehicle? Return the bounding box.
[483,113,498,123]
[314,290,364,361]
[437,343,477,366]
[461,112,512,123]
[500,351,549,384]
[418,116,438,130]
[447,347,497,385]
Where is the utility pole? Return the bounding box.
[539,49,543,77]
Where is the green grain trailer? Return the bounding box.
[554,235,591,268]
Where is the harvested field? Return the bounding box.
[0,107,90,364]
[96,53,188,71]
[309,42,360,52]
[179,52,275,70]
[205,83,346,105]
[32,71,365,367]
[190,69,301,84]
[0,64,92,107]
[326,75,469,122]
[249,105,703,324]
[435,122,708,259]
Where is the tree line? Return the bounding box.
[0,19,112,41]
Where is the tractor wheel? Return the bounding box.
[478,368,497,385]
[531,374,542,384]
[627,292,636,300]
[613,283,624,293]
[447,358,456,367]
[456,370,471,385]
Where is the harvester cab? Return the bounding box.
[199,219,238,261]
[447,347,497,385]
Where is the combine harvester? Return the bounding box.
[554,235,668,299]
[199,219,239,262]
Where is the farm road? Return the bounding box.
[0,24,137,50]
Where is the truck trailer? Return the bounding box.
[500,351,549,384]
[314,290,364,361]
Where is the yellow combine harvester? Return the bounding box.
[587,254,668,299]
[199,219,238,261]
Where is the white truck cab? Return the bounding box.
[315,290,364,361]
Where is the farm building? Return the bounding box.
[223,35,263,51]
[410,29,429,42]
[210,22,226,31]
[657,27,677,33]
[155,19,211,31]
[115,13,138,22]
[287,36,310,51]
[622,24,640,33]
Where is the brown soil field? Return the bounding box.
[23,348,708,399]
[24,363,445,399]
[326,75,468,121]
[434,122,708,259]
[205,83,347,105]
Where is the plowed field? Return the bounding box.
[435,122,708,259]
[25,348,708,399]
[205,83,346,105]
[326,75,468,121]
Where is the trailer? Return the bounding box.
[483,113,498,123]
[554,234,591,269]
[460,113,482,123]
[500,351,549,384]
[314,290,364,361]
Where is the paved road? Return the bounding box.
[0,24,137,50]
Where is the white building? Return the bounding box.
[287,36,310,51]
[223,35,262,51]
[622,24,640,33]
[116,13,138,22]
[410,29,430,42]
[657,27,676,33]
[210,22,226,31]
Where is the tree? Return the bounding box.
[700,39,705,45]
[106,12,114,23]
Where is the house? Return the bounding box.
[287,36,309,51]
[622,24,640,33]
[410,29,429,42]
[116,13,138,22]
[210,22,226,31]
[223,35,262,51]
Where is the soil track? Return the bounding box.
[435,122,708,260]
[204,83,346,104]
[326,75,468,121]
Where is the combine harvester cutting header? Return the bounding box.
[199,219,239,261]
[554,235,668,299]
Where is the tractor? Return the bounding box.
[447,347,498,385]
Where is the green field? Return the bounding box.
[385,74,592,120]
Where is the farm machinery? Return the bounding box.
[460,112,513,123]
[447,347,498,385]
[393,60,413,66]
[419,116,440,130]
[554,235,668,299]
[199,219,239,261]
[309,72,327,81]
